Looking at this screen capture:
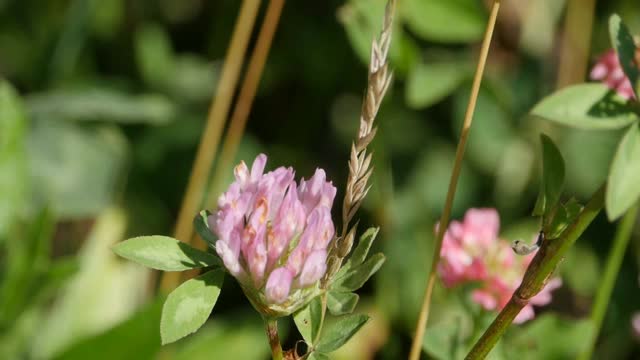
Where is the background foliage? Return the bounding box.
[1,0,640,359]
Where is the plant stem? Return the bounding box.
[265,317,284,360]
[158,0,260,294]
[408,1,501,359]
[466,185,606,359]
[578,202,639,360]
[556,0,597,88]
[181,0,285,283]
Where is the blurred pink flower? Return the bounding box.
[590,49,636,100]
[632,313,640,340]
[209,154,336,315]
[438,208,561,323]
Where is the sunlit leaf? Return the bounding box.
[293,296,322,345]
[161,269,224,345]
[112,235,221,272]
[28,121,127,218]
[531,84,639,129]
[533,134,565,217]
[402,0,486,43]
[308,352,331,360]
[606,123,640,220]
[326,291,359,316]
[316,314,369,353]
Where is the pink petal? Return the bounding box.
[250,154,267,182]
[298,250,327,287]
[472,289,498,310]
[514,305,535,324]
[632,313,640,339]
[265,267,294,304]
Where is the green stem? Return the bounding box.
[578,203,639,360]
[466,185,606,359]
[265,317,284,360]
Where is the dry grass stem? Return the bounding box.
[181,0,286,282]
[158,0,261,294]
[408,1,502,359]
[323,0,395,285]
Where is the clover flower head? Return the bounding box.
[209,154,336,316]
[438,208,561,323]
[590,49,636,100]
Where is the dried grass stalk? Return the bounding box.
[323,0,395,284]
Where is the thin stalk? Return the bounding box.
[578,203,639,360]
[182,0,286,283]
[556,0,597,88]
[466,185,606,359]
[159,0,261,294]
[206,0,285,209]
[265,318,284,360]
[408,1,501,359]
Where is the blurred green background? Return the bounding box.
[1,0,640,359]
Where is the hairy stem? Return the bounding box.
[578,202,639,360]
[265,318,284,360]
[408,1,501,359]
[159,0,261,294]
[466,185,606,359]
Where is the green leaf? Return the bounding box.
[533,135,565,217]
[606,123,640,220]
[609,14,639,99]
[0,80,28,238]
[422,318,460,360]
[326,291,359,316]
[53,298,163,360]
[545,198,583,239]
[402,0,486,43]
[406,61,470,108]
[26,89,175,125]
[193,210,216,248]
[172,314,270,360]
[161,269,224,345]
[338,0,419,75]
[112,236,221,271]
[331,253,385,292]
[316,314,369,353]
[134,23,175,90]
[509,314,593,359]
[293,296,322,345]
[333,227,379,281]
[530,84,639,130]
[308,352,331,360]
[346,227,379,268]
[562,244,601,297]
[28,121,127,219]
